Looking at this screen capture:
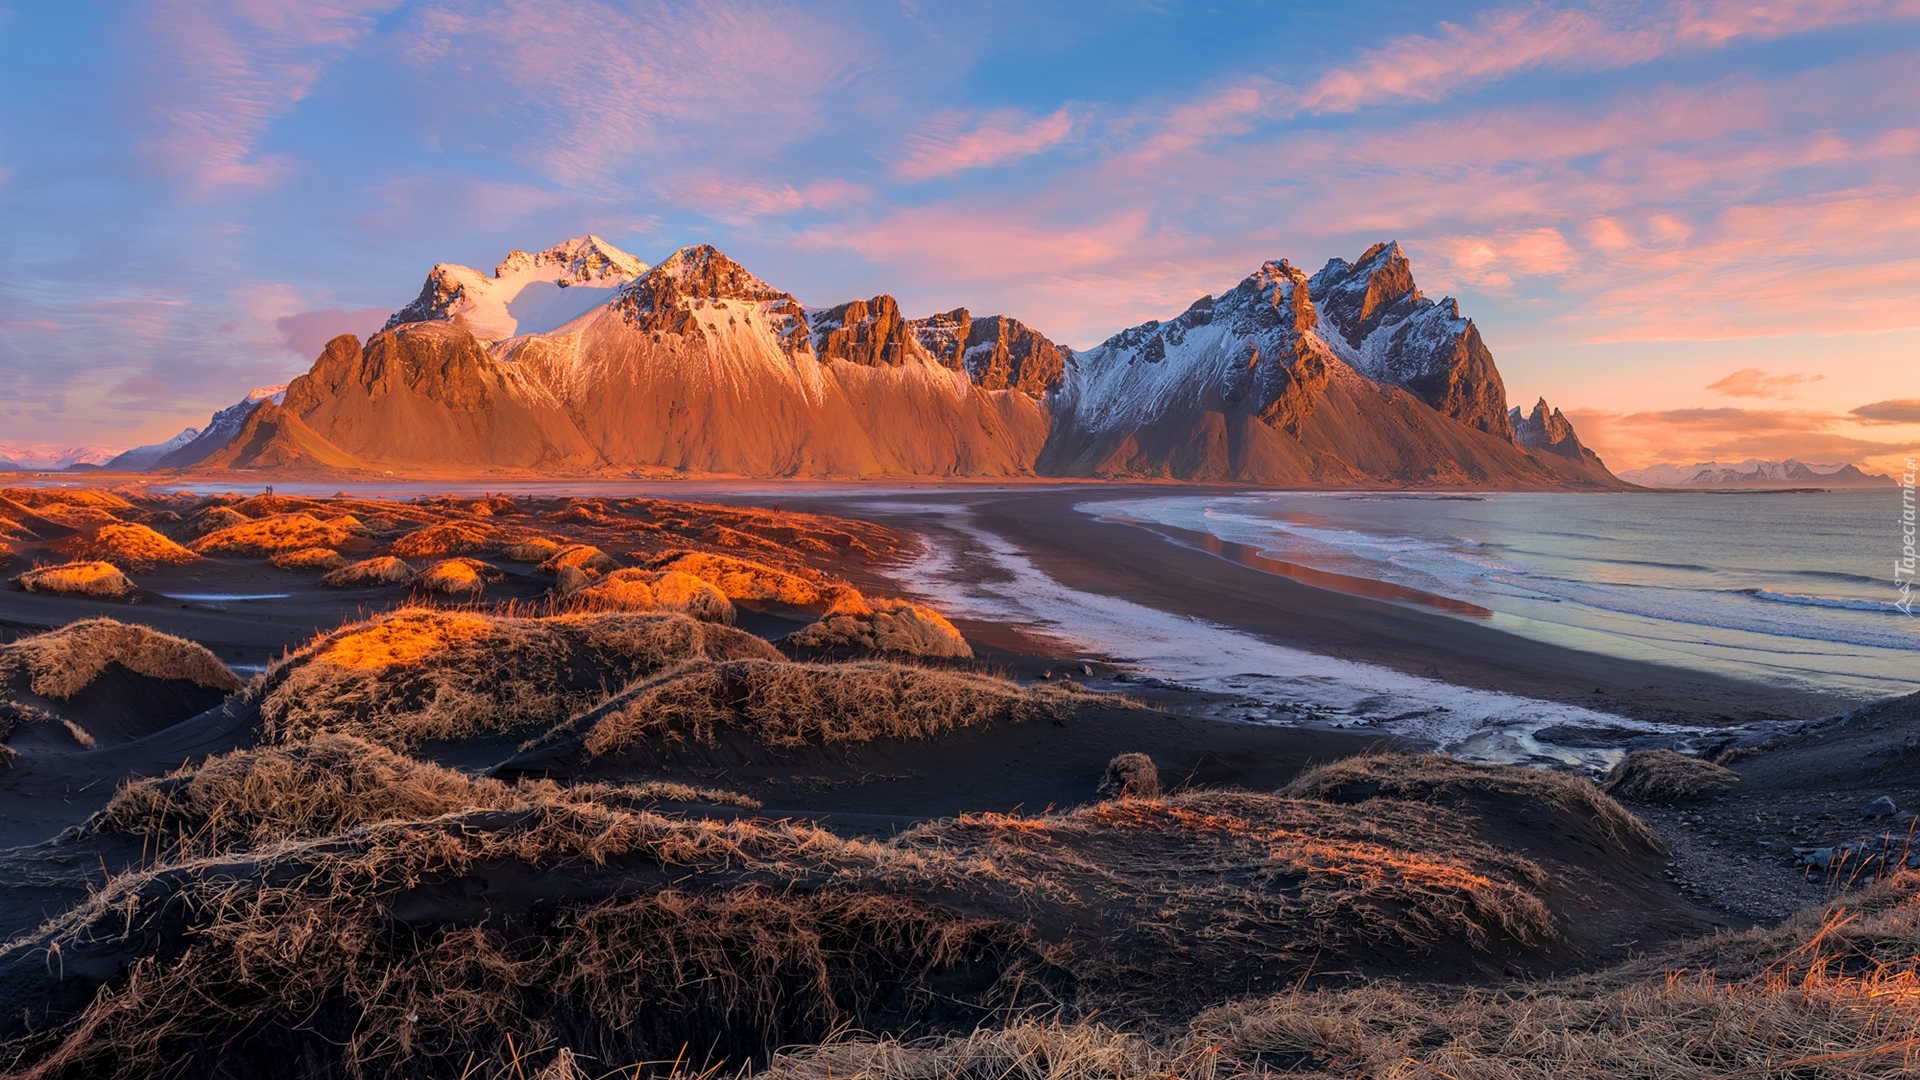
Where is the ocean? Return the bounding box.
[1094,489,1918,701]
[897,488,1918,771]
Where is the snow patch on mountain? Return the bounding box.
[1620,459,1893,488]
[385,235,648,343]
[104,427,202,471]
[0,443,121,471]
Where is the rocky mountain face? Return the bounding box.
[149,385,288,470]
[1039,247,1615,486]
[139,235,1617,487]
[1619,458,1893,489]
[1510,398,1609,472]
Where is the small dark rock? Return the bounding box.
[1862,795,1898,819]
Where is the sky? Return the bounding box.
[1,0,1917,474]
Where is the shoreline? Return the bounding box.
[783,486,1855,728]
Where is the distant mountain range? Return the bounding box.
[77,236,1621,487]
[1618,459,1894,489]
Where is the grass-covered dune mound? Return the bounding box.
[770,870,1920,1080]
[0,752,1647,1079]
[513,659,1075,770]
[90,732,763,857]
[0,797,1051,1080]
[0,618,241,751]
[13,560,134,598]
[255,608,782,750]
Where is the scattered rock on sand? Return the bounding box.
[14,561,134,598]
[1602,749,1739,803]
[321,556,416,589]
[1098,752,1161,798]
[1861,795,1898,819]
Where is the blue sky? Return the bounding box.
[2,0,1918,471]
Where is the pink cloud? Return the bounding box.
[1298,0,1920,114]
[1566,404,1920,474]
[895,108,1078,182]
[275,307,391,359]
[401,1,854,187]
[1706,368,1824,398]
[138,0,399,187]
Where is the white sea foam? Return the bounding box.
[877,503,1716,772]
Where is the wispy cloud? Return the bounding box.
[1853,399,1920,423]
[895,107,1078,181]
[1299,0,1920,114]
[400,0,855,186]
[136,0,400,187]
[1706,368,1826,397]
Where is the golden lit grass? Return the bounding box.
[1284,750,1661,852]
[65,523,198,571]
[260,608,782,749]
[564,568,737,623]
[14,560,134,597]
[93,732,761,856]
[414,557,506,596]
[0,487,132,511]
[582,659,1070,757]
[0,617,241,699]
[906,789,1556,956]
[268,546,347,571]
[389,521,498,558]
[500,537,561,562]
[320,554,415,588]
[785,593,972,658]
[540,543,618,573]
[0,847,1019,1080]
[188,512,357,556]
[177,504,248,540]
[1604,749,1740,803]
[649,551,829,607]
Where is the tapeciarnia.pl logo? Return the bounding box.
[1899,457,1916,617]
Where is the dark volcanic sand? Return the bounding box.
[777,486,1848,726]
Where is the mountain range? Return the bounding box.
[95,236,1622,487]
[1618,459,1893,489]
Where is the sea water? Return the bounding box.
[1093,489,1918,701]
[887,489,1916,771]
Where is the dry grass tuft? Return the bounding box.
[260,609,777,749]
[176,504,249,540]
[0,618,241,699]
[269,546,348,571]
[1604,749,1741,803]
[500,537,562,562]
[1098,753,1161,799]
[785,593,972,658]
[321,555,416,588]
[648,551,829,607]
[652,570,735,623]
[14,560,134,597]
[189,512,357,556]
[414,557,506,596]
[389,521,497,558]
[540,543,619,574]
[93,732,761,856]
[1285,750,1661,852]
[582,660,1061,757]
[66,524,198,571]
[562,568,737,623]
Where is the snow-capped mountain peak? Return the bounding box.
[1619,459,1893,488]
[386,235,649,343]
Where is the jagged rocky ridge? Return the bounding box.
[142,236,1618,486]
